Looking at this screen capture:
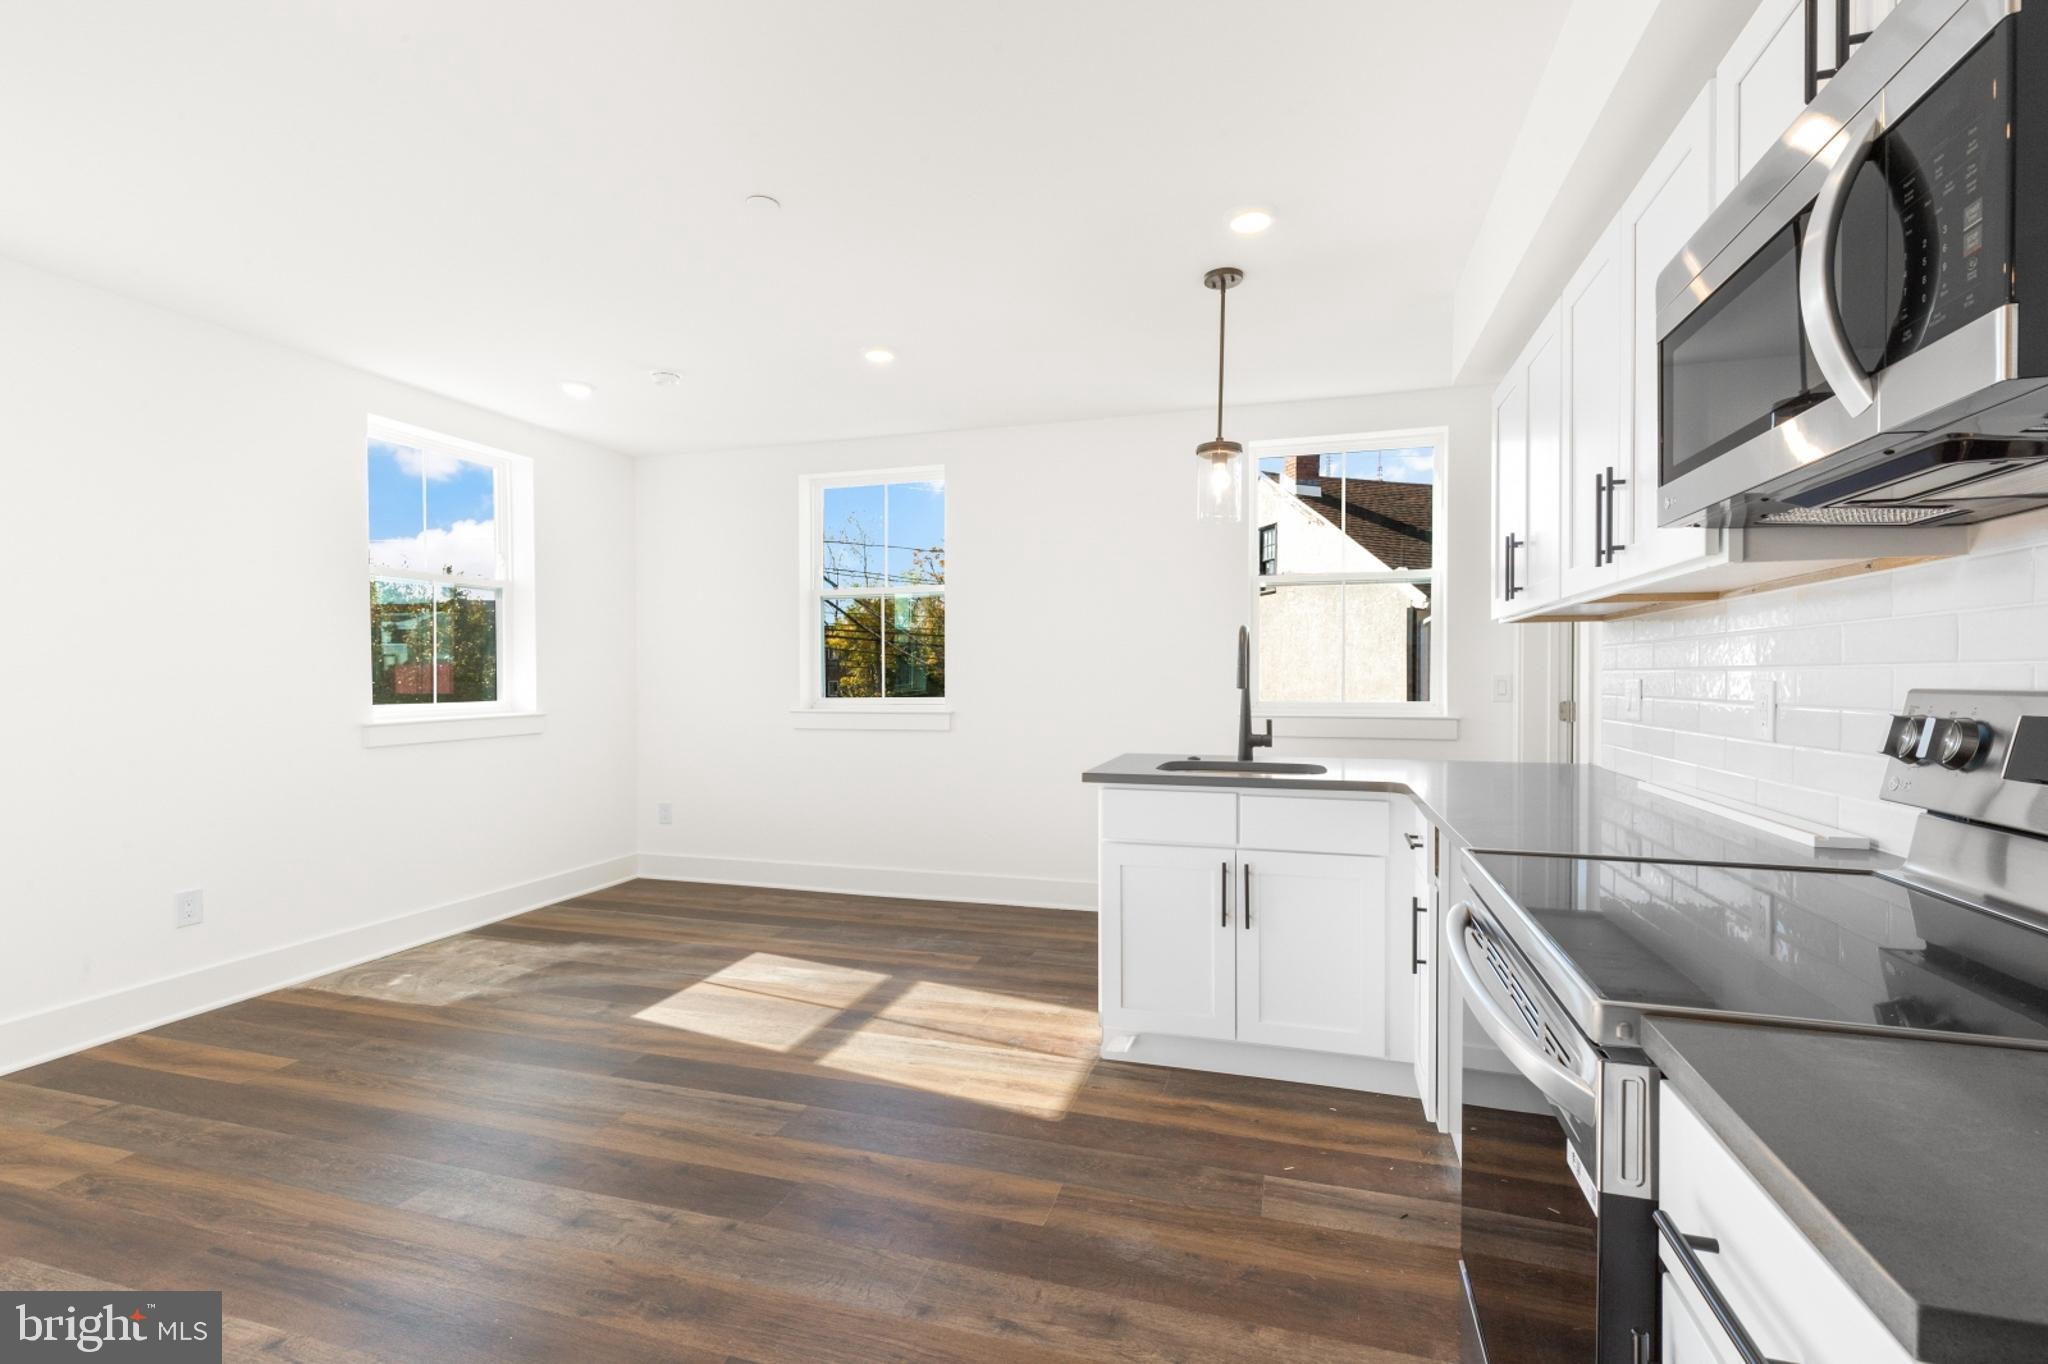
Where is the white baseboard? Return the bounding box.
[635,852,1096,912]
[1101,1031,1424,1100]
[0,853,638,1077]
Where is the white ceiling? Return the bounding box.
[0,1,1570,457]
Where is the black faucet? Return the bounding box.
[1236,625,1272,762]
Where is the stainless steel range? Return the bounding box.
[1449,689,2048,1364]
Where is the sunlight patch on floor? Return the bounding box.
[814,979,1096,1116]
[630,952,886,1051]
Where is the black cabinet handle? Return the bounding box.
[1654,1210,1797,1364]
[1605,465,1627,561]
[1220,860,1229,927]
[1592,472,1607,567]
[1403,832,1425,851]
[1503,533,1523,600]
[1411,897,1427,974]
[1242,863,1252,929]
[1805,0,1873,101]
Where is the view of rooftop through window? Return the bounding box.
[1252,440,1439,707]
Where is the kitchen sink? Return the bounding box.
[1156,758,1328,775]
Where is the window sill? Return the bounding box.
[361,710,547,747]
[791,706,953,732]
[1267,714,1460,742]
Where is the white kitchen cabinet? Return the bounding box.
[1097,788,1423,1094]
[1406,815,1438,1123]
[1237,851,1387,1056]
[1714,0,1807,196]
[1659,1087,1915,1364]
[1099,842,1235,1041]
[1490,356,1528,622]
[1491,305,1563,620]
[1617,83,1724,580]
[1558,213,1628,600]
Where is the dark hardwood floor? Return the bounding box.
[0,879,1465,1362]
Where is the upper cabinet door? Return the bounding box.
[1236,851,1387,1058]
[1558,215,1628,600]
[1490,362,1529,621]
[1714,0,1807,195]
[1621,83,1721,573]
[1522,309,1565,607]
[1099,843,1236,1041]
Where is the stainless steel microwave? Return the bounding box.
[1656,0,2048,530]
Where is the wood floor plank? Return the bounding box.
[0,876,1485,1362]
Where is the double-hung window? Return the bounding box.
[798,469,946,721]
[365,418,533,721]
[1250,429,1446,714]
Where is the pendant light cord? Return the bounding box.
[1215,282,1227,442]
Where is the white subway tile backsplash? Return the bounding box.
[1722,738,1795,782]
[1772,706,1841,750]
[1891,549,2036,616]
[1958,604,2048,661]
[1792,747,1889,800]
[1840,614,1957,664]
[1593,527,2048,854]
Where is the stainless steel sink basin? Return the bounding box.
[1156,758,1328,775]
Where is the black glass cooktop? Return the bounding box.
[1469,854,2048,1047]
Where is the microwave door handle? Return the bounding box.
[1444,901,1595,1109]
[1798,104,1882,417]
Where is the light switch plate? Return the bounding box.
[1492,674,1512,702]
[1623,678,1643,721]
[172,889,203,929]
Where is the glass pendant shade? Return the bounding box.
[1195,438,1244,521]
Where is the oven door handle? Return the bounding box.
[1798,102,1882,418]
[1445,901,1595,1108]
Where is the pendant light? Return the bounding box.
[1195,266,1246,521]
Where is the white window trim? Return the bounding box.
[1247,426,1453,722]
[794,465,952,730]
[362,416,540,743]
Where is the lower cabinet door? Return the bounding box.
[1099,842,1236,1040]
[1411,883,1437,1120]
[1237,851,1387,1056]
[1661,1274,1739,1364]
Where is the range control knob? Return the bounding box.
[1935,718,1992,770]
[1885,714,1928,762]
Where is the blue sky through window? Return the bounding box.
[367,439,500,578]
[821,478,944,589]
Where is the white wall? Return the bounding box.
[1593,514,2048,853]
[635,388,1517,908]
[0,255,640,1071]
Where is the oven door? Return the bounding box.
[1449,899,1636,1364]
[1656,7,2021,528]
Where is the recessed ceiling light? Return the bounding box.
[745,193,782,211]
[649,370,682,388]
[863,348,895,366]
[559,379,595,400]
[1229,208,1275,235]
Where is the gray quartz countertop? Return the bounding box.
[1643,1017,2048,1364]
[1082,755,1896,871]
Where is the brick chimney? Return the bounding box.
[1288,455,1325,497]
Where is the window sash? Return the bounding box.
[800,467,946,709]
[367,416,520,714]
[1245,427,1447,715]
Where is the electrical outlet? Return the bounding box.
[655,802,673,826]
[1624,678,1643,721]
[172,889,203,929]
[1492,674,1513,702]
[1753,689,1777,740]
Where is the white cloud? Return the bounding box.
[369,518,499,578]
[391,444,477,482]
